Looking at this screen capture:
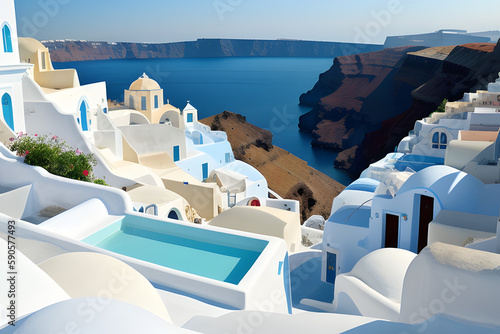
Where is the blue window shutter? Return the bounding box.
[187,113,193,123]
[141,96,147,110]
[79,101,88,131]
[441,133,447,144]
[202,163,208,180]
[173,146,180,162]
[3,26,13,53]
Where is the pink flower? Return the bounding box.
[82,170,89,177]
[9,138,14,142]
[52,135,58,140]
[25,150,29,155]
[34,134,38,136]
[76,149,82,156]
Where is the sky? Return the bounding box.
[13,0,500,45]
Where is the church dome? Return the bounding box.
[129,73,161,91]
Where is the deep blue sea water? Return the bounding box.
[54,57,353,185]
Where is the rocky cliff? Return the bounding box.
[300,41,500,176]
[42,39,382,62]
[200,111,345,222]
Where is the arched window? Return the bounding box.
[79,100,89,131]
[167,210,179,220]
[2,93,14,130]
[432,131,447,150]
[2,25,13,53]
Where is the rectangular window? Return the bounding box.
[173,146,180,162]
[141,96,147,110]
[41,53,46,70]
[225,152,230,163]
[154,95,159,109]
[187,113,193,123]
[202,163,208,180]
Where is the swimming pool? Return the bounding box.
[82,214,268,285]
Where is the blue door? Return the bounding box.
[187,113,193,123]
[2,93,14,131]
[202,163,208,180]
[173,145,180,162]
[80,101,88,131]
[199,133,203,145]
[326,251,337,284]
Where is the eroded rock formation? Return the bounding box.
[300,41,500,176]
[201,111,345,221]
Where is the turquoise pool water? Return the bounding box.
[82,215,268,285]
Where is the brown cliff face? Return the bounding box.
[201,111,345,222]
[300,41,500,176]
[299,46,431,152]
[43,39,382,62]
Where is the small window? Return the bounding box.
[187,113,193,123]
[202,163,208,180]
[173,145,180,162]
[141,96,146,110]
[129,96,134,109]
[432,131,447,150]
[154,95,159,109]
[41,52,46,69]
[2,25,13,53]
[225,152,230,163]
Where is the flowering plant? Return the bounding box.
[8,133,107,185]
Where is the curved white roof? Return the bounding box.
[395,165,496,214]
[349,248,416,303]
[15,298,181,334]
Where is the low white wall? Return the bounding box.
[399,242,500,326]
[429,222,496,247]
[0,149,131,216]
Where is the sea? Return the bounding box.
[54,57,354,185]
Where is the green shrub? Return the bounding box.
[8,133,108,186]
[429,98,448,117]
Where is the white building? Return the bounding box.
[0,2,30,136]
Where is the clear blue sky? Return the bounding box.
[14,0,500,44]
